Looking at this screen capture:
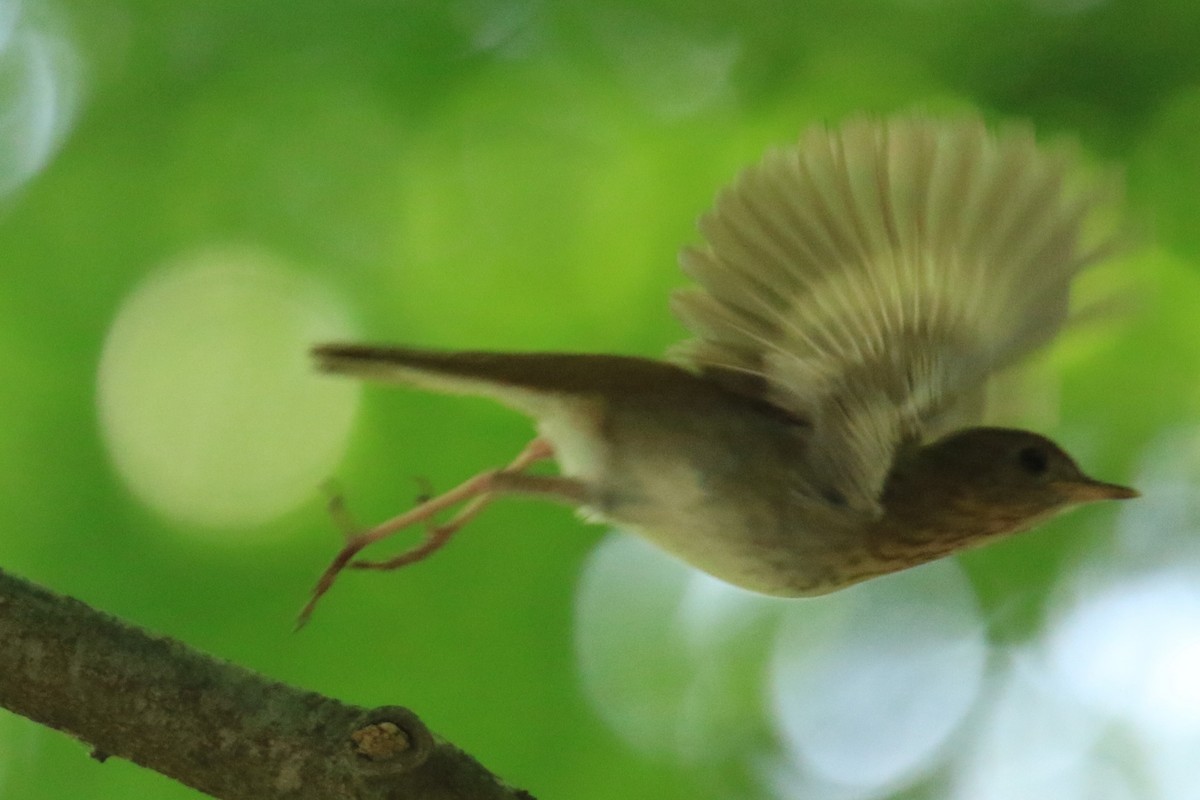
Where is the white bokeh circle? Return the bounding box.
[575,532,988,797]
[0,0,80,196]
[574,533,784,763]
[768,559,988,795]
[97,246,359,532]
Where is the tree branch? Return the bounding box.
[0,567,535,799]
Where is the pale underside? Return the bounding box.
[670,115,1117,518]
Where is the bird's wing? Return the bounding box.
[670,115,1120,515]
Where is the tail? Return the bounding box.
[313,345,555,410]
[312,343,697,408]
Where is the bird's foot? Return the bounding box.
[296,437,559,629]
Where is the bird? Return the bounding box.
[297,114,1137,627]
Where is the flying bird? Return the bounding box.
[298,115,1136,627]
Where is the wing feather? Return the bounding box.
[670,115,1119,514]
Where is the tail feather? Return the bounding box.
[314,344,518,397]
[312,344,702,407]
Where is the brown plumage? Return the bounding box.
[298,115,1135,627]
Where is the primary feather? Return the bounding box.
[670,116,1118,516]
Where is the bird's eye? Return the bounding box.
[1017,446,1049,475]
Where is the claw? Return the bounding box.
[413,476,436,507]
[320,480,360,540]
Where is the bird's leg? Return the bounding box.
[352,437,562,571]
[350,470,586,571]
[297,438,573,628]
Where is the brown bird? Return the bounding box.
[298,115,1137,627]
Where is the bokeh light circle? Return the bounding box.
[768,560,988,793]
[575,533,783,762]
[0,0,80,196]
[951,652,1127,800]
[1046,571,1200,736]
[97,247,359,532]
[574,533,714,760]
[576,533,988,796]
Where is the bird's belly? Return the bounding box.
[536,399,859,597]
[583,456,833,597]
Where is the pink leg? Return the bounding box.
[297,438,570,628]
[352,437,558,570]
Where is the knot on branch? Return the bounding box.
[349,705,434,776]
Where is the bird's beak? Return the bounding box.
[1055,477,1140,503]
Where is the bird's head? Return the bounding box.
[881,427,1138,550]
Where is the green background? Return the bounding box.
[2,1,1199,798]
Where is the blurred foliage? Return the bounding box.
[0,0,1197,799]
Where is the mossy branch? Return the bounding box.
[0,568,535,800]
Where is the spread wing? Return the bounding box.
[670,115,1119,516]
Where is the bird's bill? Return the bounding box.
[1054,477,1140,502]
